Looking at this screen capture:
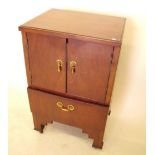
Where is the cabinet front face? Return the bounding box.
[67,39,113,103]
[27,33,66,93]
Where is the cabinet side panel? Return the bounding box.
[21,31,32,86]
[105,46,121,105]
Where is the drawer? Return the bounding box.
[28,88,109,131]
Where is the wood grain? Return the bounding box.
[67,39,113,103]
[21,32,32,86]
[28,88,109,148]
[19,9,126,149]
[19,27,121,46]
[28,85,109,106]
[105,46,121,105]
[19,9,126,44]
[27,33,66,93]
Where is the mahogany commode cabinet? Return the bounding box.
[19,9,125,149]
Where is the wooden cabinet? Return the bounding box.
[19,9,125,149]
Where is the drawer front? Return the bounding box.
[28,88,109,130]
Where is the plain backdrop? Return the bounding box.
[0,0,147,154]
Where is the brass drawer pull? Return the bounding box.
[56,59,63,72]
[56,101,74,112]
[70,61,77,74]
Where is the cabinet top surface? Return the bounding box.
[19,9,126,43]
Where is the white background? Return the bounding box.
[0,0,152,154]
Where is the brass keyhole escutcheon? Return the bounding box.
[56,59,63,72]
[70,61,77,74]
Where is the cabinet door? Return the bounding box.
[27,33,66,93]
[67,39,113,103]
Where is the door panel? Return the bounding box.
[67,39,113,103]
[27,33,66,93]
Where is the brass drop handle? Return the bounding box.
[56,59,63,72]
[56,102,75,112]
[70,61,77,74]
